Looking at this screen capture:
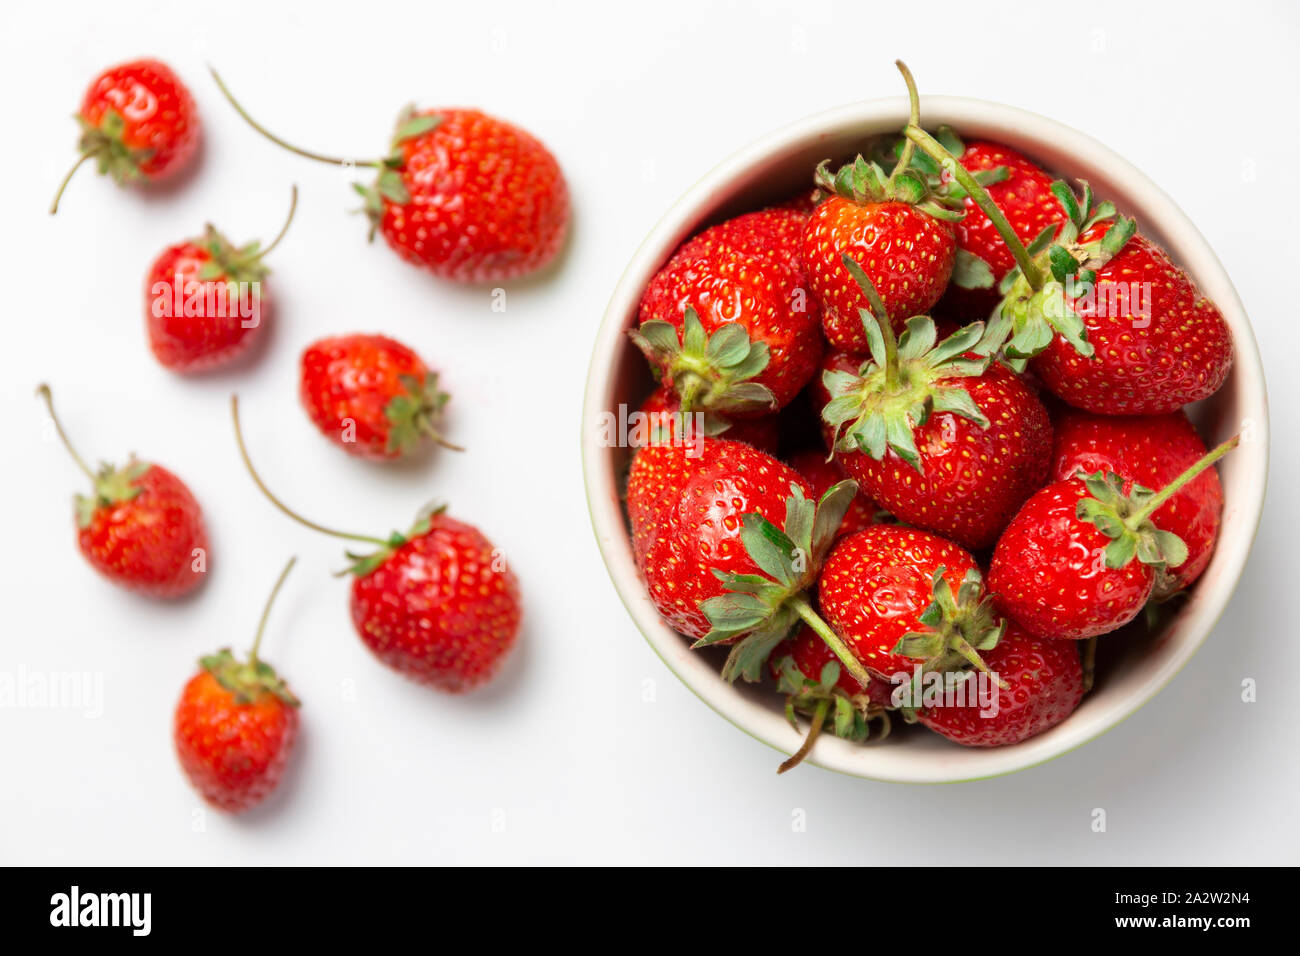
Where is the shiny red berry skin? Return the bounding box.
[634,386,779,454]
[78,59,200,182]
[379,109,569,282]
[787,449,876,540]
[917,625,1083,747]
[780,626,899,706]
[173,670,298,813]
[988,478,1154,641]
[349,514,521,692]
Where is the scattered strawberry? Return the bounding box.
[145,187,297,373]
[234,398,518,691]
[174,558,300,813]
[632,386,779,454]
[38,384,208,597]
[915,624,1083,747]
[787,449,876,539]
[1051,409,1224,597]
[988,437,1238,640]
[211,71,569,283]
[51,59,200,213]
[299,334,460,460]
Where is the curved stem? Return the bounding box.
[790,594,875,690]
[49,152,94,215]
[209,68,378,169]
[36,384,95,481]
[250,556,297,662]
[840,254,900,389]
[777,697,829,774]
[951,636,1010,690]
[1129,436,1239,525]
[258,185,299,259]
[903,123,1045,290]
[888,60,920,182]
[231,395,388,546]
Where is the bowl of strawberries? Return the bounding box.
[582,64,1268,782]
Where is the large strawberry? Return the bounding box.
[299,334,460,461]
[51,59,201,213]
[820,257,1051,550]
[211,71,568,283]
[1051,409,1223,597]
[233,398,519,691]
[988,437,1237,640]
[631,386,779,454]
[174,558,300,813]
[38,384,208,598]
[145,187,297,373]
[915,624,1083,747]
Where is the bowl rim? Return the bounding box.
[581,94,1270,783]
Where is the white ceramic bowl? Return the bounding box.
[581,96,1269,782]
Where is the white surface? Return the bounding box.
[0,0,1295,865]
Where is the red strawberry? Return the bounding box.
[51,59,200,213]
[816,524,1004,682]
[145,187,297,373]
[1051,409,1223,597]
[632,211,823,419]
[211,72,568,283]
[174,558,300,813]
[299,334,460,460]
[802,153,958,353]
[778,626,900,705]
[820,258,1051,550]
[915,624,1083,747]
[233,398,519,692]
[632,386,779,454]
[38,384,208,598]
[988,437,1237,640]
[787,450,876,539]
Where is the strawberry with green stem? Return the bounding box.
[988,436,1239,641]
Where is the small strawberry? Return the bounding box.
[174,558,301,813]
[987,437,1238,640]
[632,386,779,454]
[234,398,518,691]
[145,186,298,373]
[820,257,1051,550]
[38,384,208,597]
[51,59,200,213]
[211,71,568,283]
[817,524,1006,683]
[1051,409,1223,597]
[914,624,1083,747]
[787,449,876,539]
[299,334,461,460]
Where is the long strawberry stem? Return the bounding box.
[790,594,875,689]
[888,59,921,184]
[231,395,388,547]
[258,185,299,259]
[36,383,95,481]
[1129,436,1239,525]
[49,152,95,215]
[840,254,899,389]
[250,556,297,663]
[209,69,379,169]
[777,697,828,775]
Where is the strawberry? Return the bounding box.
[299,334,460,460]
[787,449,876,539]
[625,438,868,684]
[914,624,1083,747]
[820,257,1051,550]
[988,437,1238,640]
[211,71,569,283]
[1051,409,1223,597]
[145,187,298,373]
[817,524,1005,682]
[233,398,519,691]
[631,386,779,454]
[631,210,823,420]
[174,558,300,813]
[51,59,200,213]
[38,384,208,598]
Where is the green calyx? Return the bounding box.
[1075,471,1189,571]
[383,372,461,456]
[74,459,150,528]
[821,255,997,473]
[200,648,300,707]
[340,506,442,577]
[194,185,298,285]
[628,306,777,416]
[695,481,860,684]
[891,566,1009,689]
[354,109,443,239]
[773,655,891,773]
[813,154,964,223]
[76,110,155,185]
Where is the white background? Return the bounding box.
[1,0,1296,865]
